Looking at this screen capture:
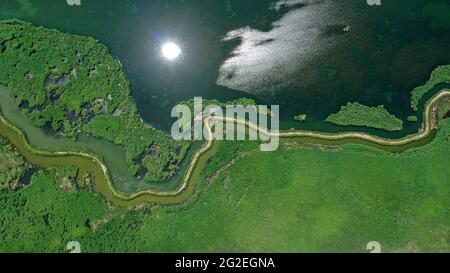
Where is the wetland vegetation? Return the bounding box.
[0,16,449,253]
[294,114,307,122]
[411,65,450,111]
[0,136,29,188]
[0,20,189,183]
[1,118,449,252]
[326,102,403,132]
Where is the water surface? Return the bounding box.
[1,0,449,134]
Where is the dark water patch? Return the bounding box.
[85,111,96,123]
[19,167,38,185]
[136,166,147,180]
[81,102,92,110]
[43,214,49,226]
[65,109,77,122]
[321,25,351,37]
[18,100,29,110]
[444,111,450,119]
[274,2,309,14]
[254,38,275,47]
[41,122,60,138]
[48,91,60,103]
[45,73,69,89]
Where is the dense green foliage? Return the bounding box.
[180,97,258,116]
[0,167,109,252]
[437,97,450,121]
[0,20,189,183]
[326,102,403,131]
[1,118,450,252]
[411,65,450,111]
[0,136,29,188]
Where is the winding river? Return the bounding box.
[0,85,449,207]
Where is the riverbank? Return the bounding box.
[0,19,188,184]
[0,112,217,207]
[0,89,449,207]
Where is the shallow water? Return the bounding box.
[0,85,199,193]
[0,107,219,206]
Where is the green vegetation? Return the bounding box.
[407,116,418,122]
[177,97,263,133]
[294,114,307,122]
[0,20,189,183]
[437,97,450,122]
[0,19,449,253]
[0,136,29,188]
[0,168,109,252]
[180,97,258,115]
[50,166,80,192]
[411,65,450,111]
[326,102,403,131]
[0,112,206,207]
[1,116,449,252]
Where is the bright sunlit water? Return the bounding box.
[161,42,181,61]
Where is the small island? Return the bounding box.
[326,102,403,131]
[294,114,307,122]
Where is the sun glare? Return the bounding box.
[161,42,182,61]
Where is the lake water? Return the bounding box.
[1,0,450,135]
